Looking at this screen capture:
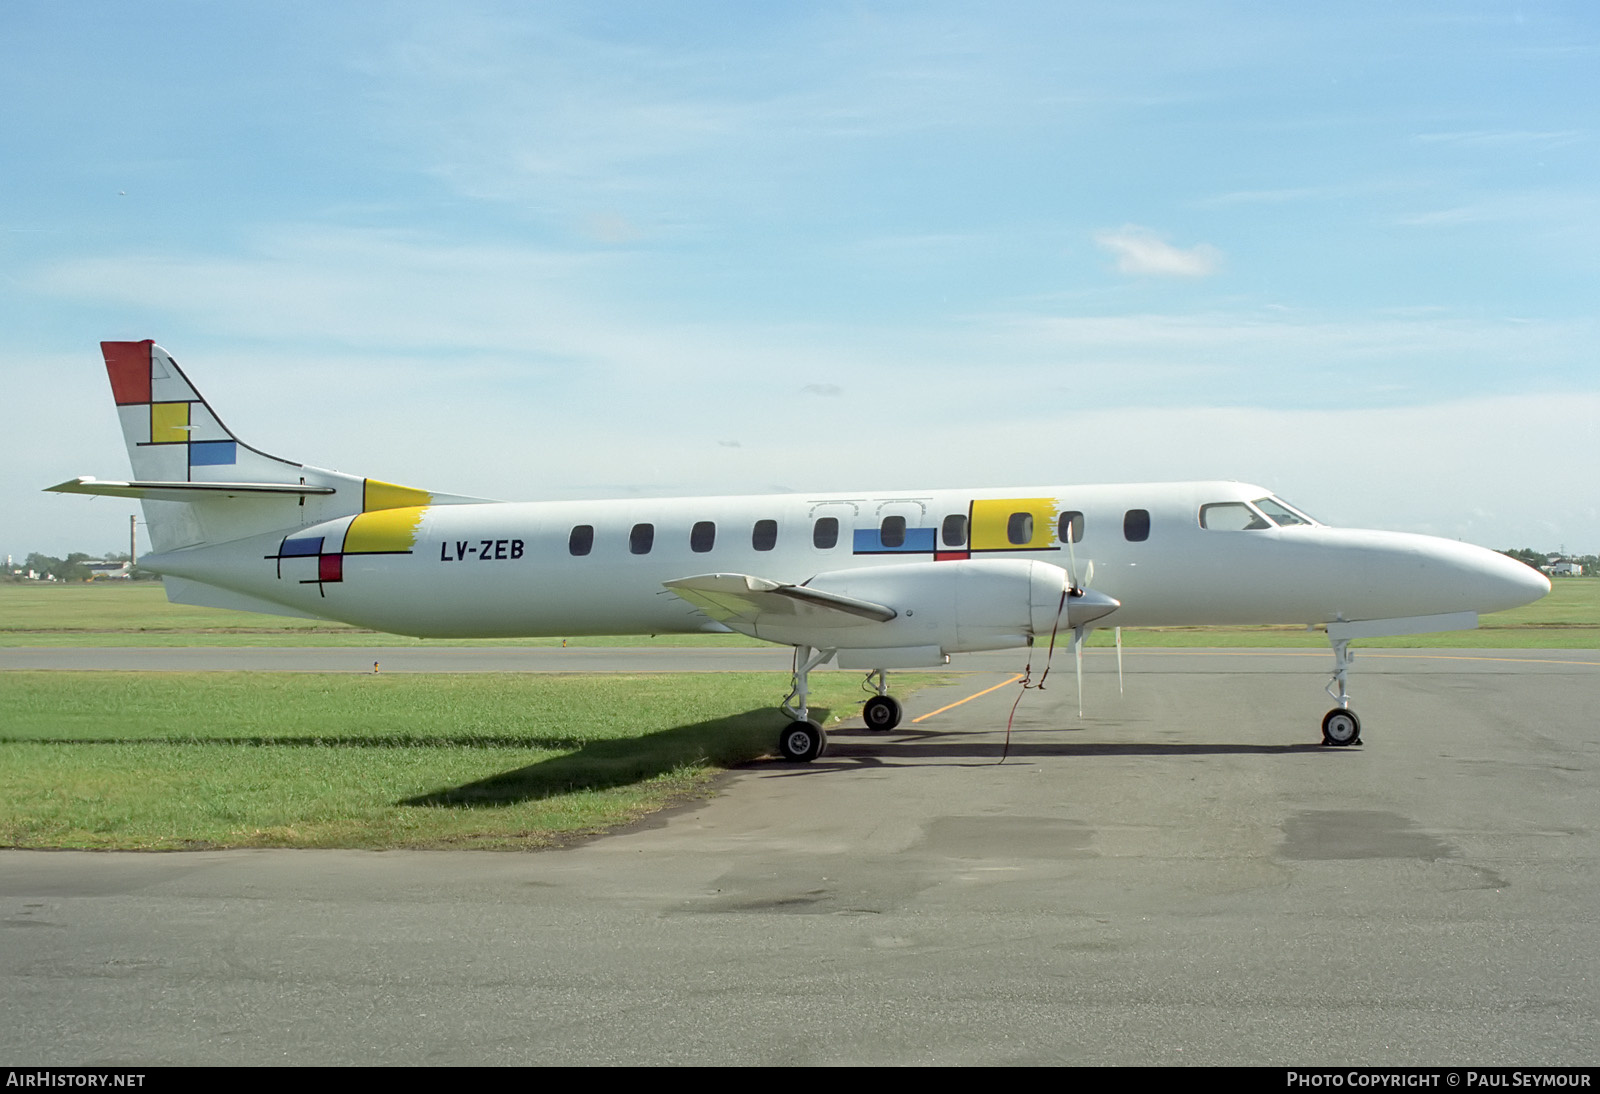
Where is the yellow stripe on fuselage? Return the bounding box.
[970,497,1059,551]
[344,506,427,554]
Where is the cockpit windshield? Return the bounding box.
[1199,502,1270,531]
[1255,496,1317,526]
[1199,495,1321,531]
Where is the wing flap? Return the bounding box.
[663,573,896,639]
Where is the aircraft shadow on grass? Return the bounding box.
[400,706,816,808]
[5,713,1330,810]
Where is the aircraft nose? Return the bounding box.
[1432,539,1550,614]
[1334,531,1552,620]
[1480,548,1551,611]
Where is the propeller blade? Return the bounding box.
[1073,625,1085,719]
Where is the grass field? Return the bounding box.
[2,575,1591,851]
[0,670,924,850]
[2,577,1595,648]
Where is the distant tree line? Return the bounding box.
[6,551,160,582]
[1500,548,1598,573]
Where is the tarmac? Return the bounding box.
[2,646,1597,1065]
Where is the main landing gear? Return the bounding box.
[778,650,906,761]
[1321,636,1363,747]
[779,644,835,762]
[778,719,826,763]
[862,668,903,731]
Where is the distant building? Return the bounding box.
[1548,561,1583,577]
[86,561,132,580]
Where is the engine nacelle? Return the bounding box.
[775,557,1111,657]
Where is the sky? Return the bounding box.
[3,0,1597,564]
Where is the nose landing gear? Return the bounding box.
[1322,636,1362,746]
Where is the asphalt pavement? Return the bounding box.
[2,647,1597,1065]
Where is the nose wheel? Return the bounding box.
[1321,707,1362,747]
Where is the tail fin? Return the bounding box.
[48,340,485,553]
[101,339,305,486]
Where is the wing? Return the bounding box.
[663,573,896,642]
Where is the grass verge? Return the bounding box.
[0,671,937,850]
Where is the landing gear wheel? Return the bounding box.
[778,720,826,763]
[862,695,903,731]
[1321,708,1362,747]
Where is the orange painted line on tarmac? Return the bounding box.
[911,674,1024,724]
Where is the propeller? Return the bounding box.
[1073,624,1085,718]
[1001,526,1121,760]
[1060,520,1117,719]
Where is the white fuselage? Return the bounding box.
[144,480,1549,641]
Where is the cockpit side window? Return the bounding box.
[1256,496,1316,527]
[1199,502,1271,531]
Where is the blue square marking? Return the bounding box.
[189,441,237,466]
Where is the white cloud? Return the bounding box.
[1094,225,1222,277]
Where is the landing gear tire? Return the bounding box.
[1321,708,1362,747]
[862,695,902,731]
[779,720,826,763]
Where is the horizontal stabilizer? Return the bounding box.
[663,572,897,639]
[46,477,337,501]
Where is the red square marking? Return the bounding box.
[319,554,343,583]
[102,341,153,405]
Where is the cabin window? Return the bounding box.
[691,520,716,553]
[569,525,594,556]
[881,515,906,549]
[752,519,778,551]
[942,514,967,547]
[1199,502,1270,531]
[630,523,654,555]
[813,517,839,549]
[1123,509,1150,542]
[1007,512,1034,546]
[1058,511,1084,544]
